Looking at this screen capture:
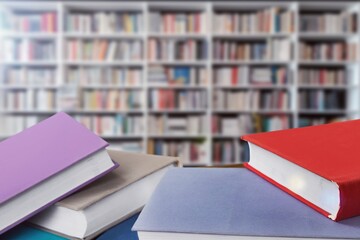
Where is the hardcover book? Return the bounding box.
[0,112,117,234]
[133,168,360,239]
[29,150,180,239]
[242,119,360,221]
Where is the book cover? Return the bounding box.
[242,119,360,221]
[133,168,360,239]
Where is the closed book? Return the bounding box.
[0,112,117,234]
[133,168,360,240]
[242,119,360,221]
[29,150,180,240]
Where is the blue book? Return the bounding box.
[133,168,360,239]
[97,214,140,240]
[0,225,66,240]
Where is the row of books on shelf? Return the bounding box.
[0,115,44,136]
[148,115,205,135]
[299,12,357,33]
[213,66,288,86]
[298,116,345,127]
[148,39,207,61]
[148,12,206,33]
[66,12,143,33]
[213,8,294,33]
[1,89,56,111]
[1,39,55,61]
[147,139,207,164]
[148,65,207,86]
[67,67,142,86]
[298,68,346,86]
[298,90,345,110]
[149,89,207,110]
[212,114,290,135]
[213,140,243,164]
[75,114,143,136]
[0,11,57,32]
[66,39,143,61]
[299,42,357,61]
[213,39,290,61]
[2,67,56,86]
[213,90,289,111]
[82,89,143,110]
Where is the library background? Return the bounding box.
[0,1,359,166]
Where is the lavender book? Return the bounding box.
[0,112,117,235]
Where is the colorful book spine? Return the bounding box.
[149,89,207,110]
[66,12,143,33]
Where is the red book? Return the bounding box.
[231,67,238,86]
[242,119,360,221]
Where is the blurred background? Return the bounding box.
[0,1,359,166]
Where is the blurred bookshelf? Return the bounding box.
[0,2,359,166]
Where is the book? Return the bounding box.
[97,213,139,240]
[298,89,345,110]
[148,11,206,33]
[299,41,357,61]
[0,224,66,240]
[29,150,180,240]
[148,39,207,61]
[66,11,143,33]
[148,65,207,86]
[213,7,294,33]
[242,119,360,221]
[133,168,360,239]
[147,140,207,165]
[0,112,117,234]
[67,67,142,86]
[300,12,357,33]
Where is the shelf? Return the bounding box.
[64,61,144,66]
[148,85,208,89]
[212,32,291,39]
[73,110,144,114]
[64,33,143,39]
[100,135,143,139]
[148,61,207,66]
[298,61,357,66]
[298,85,349,89]
[212,135,241,139]
[213,110,293,114]
[2,32,57,39]
[148,109,206,114]
[148,135,206,139]
[298,110,348,115]
[80,85,143,90]
[212,60,290,65]
[298,32,357,39]
[0,85,60,89]
[148,33,206,38]
[2,61,58,66]
[214,85,290,90]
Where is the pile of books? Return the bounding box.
[0,112,180,239]
[3,113,360,240]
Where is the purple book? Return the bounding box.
[0,112,117,235]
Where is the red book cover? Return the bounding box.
[242,119,360,221]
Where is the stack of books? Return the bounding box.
[0,112,180,239]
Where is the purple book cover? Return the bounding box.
[0,112,117,234]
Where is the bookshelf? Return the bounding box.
[0,2,360,166]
